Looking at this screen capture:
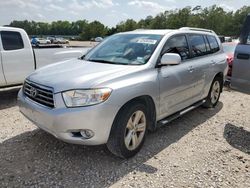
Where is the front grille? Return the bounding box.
[23,81,55,108]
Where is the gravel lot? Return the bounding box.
[0,87,249,188]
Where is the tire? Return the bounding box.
[203,76,223,108]
[107,102,148,158]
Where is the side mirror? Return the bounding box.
[160,53,181,66]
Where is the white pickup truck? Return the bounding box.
[0,27,88,87]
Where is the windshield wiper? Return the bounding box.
[87,59,129,65]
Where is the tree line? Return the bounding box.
[7,5,250,40]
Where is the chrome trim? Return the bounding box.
[23,80,55,108]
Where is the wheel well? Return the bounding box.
[214,72,224,92]
[116,95,157,132]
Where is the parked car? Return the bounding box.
[55,37,69,44]
[0,27,89,87]
[95,37,103,42]
[18,27,227,158]
[47,36,56,43]
[31,37,51,45]
[231,14,250,94]
[224,36,232,42]
[222,42,237,79]
[47,36,69,44]
[218,35,225,43]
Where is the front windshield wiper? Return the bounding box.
[78,54,85,60]
[87,59,129,65]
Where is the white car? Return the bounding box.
[95,37,103,42]
[0,27,89,87]
[31,38,51,45]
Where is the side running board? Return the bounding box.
[157,99,206,127]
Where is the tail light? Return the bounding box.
[227,56,233,77]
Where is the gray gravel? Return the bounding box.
[0,87,249,188]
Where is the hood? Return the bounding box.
[27,59,141,93]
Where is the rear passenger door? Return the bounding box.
[187,34,210,100]
[231,14,250,94]
[188,34,225,100]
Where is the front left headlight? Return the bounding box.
[62,88,112,107]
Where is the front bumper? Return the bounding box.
[18,88,119,145]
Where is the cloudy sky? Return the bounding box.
[0,0,249,27]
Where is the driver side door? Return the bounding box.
[158,35,198,119]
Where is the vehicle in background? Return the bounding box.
[225,37,232,42]
[18,27,227,158]
[94,37,103,42]
[231,14,250,94]
[222,42,237,80]
[0,27,89,88]
[47,36,69,44]
[47,36,56,43]
[31,37,51,46]
[56,37,69,44]
[218,35,225,43]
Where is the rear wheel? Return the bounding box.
[203,76,222,108]
[107,102,148,158]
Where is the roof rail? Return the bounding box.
[179,27,214,33]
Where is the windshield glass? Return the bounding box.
[84,34,163,65]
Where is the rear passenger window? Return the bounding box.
[162,35,190,60]
[1,31,24,51]
[207,35,220,53]
[189,35,207,57]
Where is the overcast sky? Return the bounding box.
[0,0,250,27]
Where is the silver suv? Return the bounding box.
[18,27,227,158]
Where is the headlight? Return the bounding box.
[62,88,112,107]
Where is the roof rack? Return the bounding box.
[179,27,214,33]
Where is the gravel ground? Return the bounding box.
[0,87,249,188]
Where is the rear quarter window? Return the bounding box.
[1,31,24,51]
[207,35,220,53]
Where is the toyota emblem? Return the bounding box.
[30,87,38,98]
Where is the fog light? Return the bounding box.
[80,129,94,139]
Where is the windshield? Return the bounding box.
[222,43,237,54]
[84,34,162,65]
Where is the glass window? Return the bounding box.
[240,15,250,45]
[247,32,250,44]
[207,35,220,53]
[204,36,211,53]
[162,35,190,60]
[1,31,24,51]
[189,35,207,57]
[84,34,162,65]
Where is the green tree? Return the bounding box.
[116,19,138,32]
[80,21,107,40]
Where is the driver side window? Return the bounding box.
[162,35,190,60]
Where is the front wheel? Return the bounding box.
[203,76,222,108]
[107,102,148,158]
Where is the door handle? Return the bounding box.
[237,53,250,60]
